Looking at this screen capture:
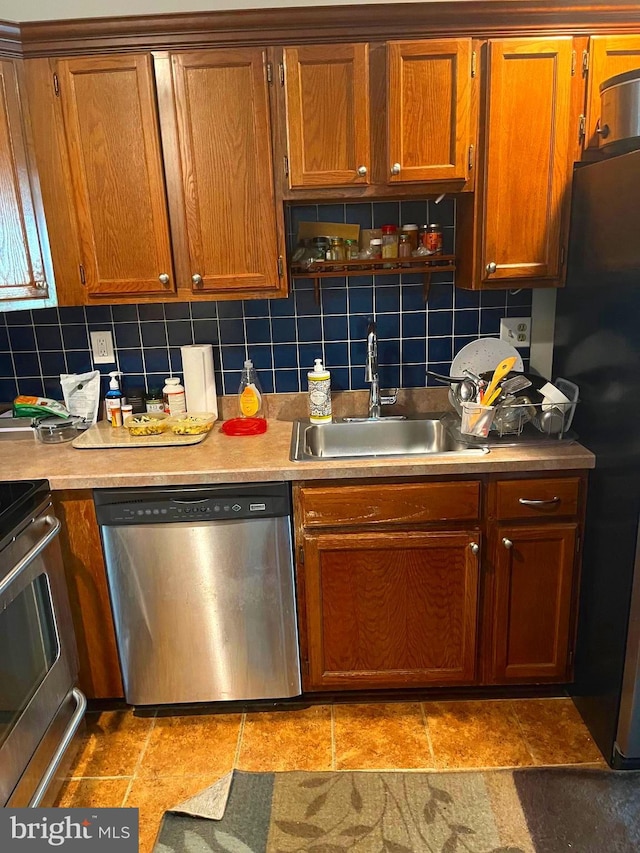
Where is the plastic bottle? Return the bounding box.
[105,371,123,427]
[307,358,332,424]
[162,376,186,415]
[238,360,264,418]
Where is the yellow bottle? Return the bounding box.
[238,359,264,418]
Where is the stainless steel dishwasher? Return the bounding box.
[94,482,301,706]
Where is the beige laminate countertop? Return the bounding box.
[0,416,595,491]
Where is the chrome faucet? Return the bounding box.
[365,320,381,418]
[364,320,400,420]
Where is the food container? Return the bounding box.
[123,412,169,436]
[166,412,216,435]
[35,416,80,444]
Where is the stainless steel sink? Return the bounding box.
[290,415,487,462]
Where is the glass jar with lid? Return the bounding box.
[311,236,331,261]
[329,236,345,262]
[344,239,359,261]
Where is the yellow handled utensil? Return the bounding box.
[481,356,518,404]
[483,385,503,407]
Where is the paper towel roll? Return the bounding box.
[180,345,218,419]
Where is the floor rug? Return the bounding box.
[154,767,640,853]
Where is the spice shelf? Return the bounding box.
[290,254,456,302]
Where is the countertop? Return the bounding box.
[0,390,595,491]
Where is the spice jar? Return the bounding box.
[329,236,345,262]
[368,238,382,259]
[344,239,359,261]
[398,232,412,260]
[381,225,399,258]
[312,236,331,261]
[145,386,164,413]
[426,224,443,255]
[400,224,419,252]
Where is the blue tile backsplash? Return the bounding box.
[0,199,531,404]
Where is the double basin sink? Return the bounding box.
[290,414,487,462]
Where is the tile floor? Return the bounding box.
[54,698,605,853]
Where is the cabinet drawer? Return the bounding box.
[299,481,480,528]
[494,477,580,520]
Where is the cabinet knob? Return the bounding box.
[158,273,170,286]
[469,542,479,555]
[595,120,610,139]
[357,165,368,177]
[486,262,497,274]
[192,274,203,287]
[390,163,401,176]
[502,537,513,550]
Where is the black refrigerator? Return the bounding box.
[554,148,640,769]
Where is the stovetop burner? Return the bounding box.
[0,480,50,549]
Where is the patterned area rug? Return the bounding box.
[154,767,640,853]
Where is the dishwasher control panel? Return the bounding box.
[94,483,291,526]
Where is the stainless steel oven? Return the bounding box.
[0,480,86,807]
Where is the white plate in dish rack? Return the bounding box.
[449,338,523,413]
[450,338,523,380]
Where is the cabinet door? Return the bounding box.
[166,49,284,296]
[481,38,573,284]
[283,44,370,188]
[302,529,480,690]
[56,55,174,297]
[0,59,50,303]
[387,39,472,183]
[490,523,577,683]
[585,35,640,150]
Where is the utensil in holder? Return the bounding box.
[461,402,495,437]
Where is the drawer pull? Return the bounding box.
[502,538,513,549]
[518,497,560,507]
[469,542,479,555]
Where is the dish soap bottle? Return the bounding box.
[308,358,332,424]
[105,371,124,427]
[238,359,264,418]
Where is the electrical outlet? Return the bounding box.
[500,316,531,348]
[90,330,115,364]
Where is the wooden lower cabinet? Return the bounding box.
[302,529,481,690]
[53,490,124,700]
[487,523,578,684]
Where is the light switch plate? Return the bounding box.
[500,316,531,348]
[90,330,115,364]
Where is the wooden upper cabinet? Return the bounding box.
[387,39,472,183]
[283,43,370,188]
[55,55,174,298]
[490,523,577,683]
[481,38,574,285]
[161,49,284,296]
[0,59,51,304]
[585,36,640,150]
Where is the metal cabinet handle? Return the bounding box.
[595,120,610,138]
[0,515,60,597]
[390,162,401,175]
[159,273,170,285]
[357,165,368,176]
[518,497,560,507]
[192,274,203,287]
[502,537,513,550]
[470,542,479,555]
[486,262,497,274]
[28,688,87,807]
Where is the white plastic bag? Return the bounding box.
[60,371,101,427]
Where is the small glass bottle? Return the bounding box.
[398,232,412,265]
[401,224,419,252]
[367,238,382,260]
[344,238,359,261]
[145,386,164,414]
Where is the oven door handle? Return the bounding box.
[29,688,87,807]
[0,515,61,597]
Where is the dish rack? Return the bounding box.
[455,378,579,439]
